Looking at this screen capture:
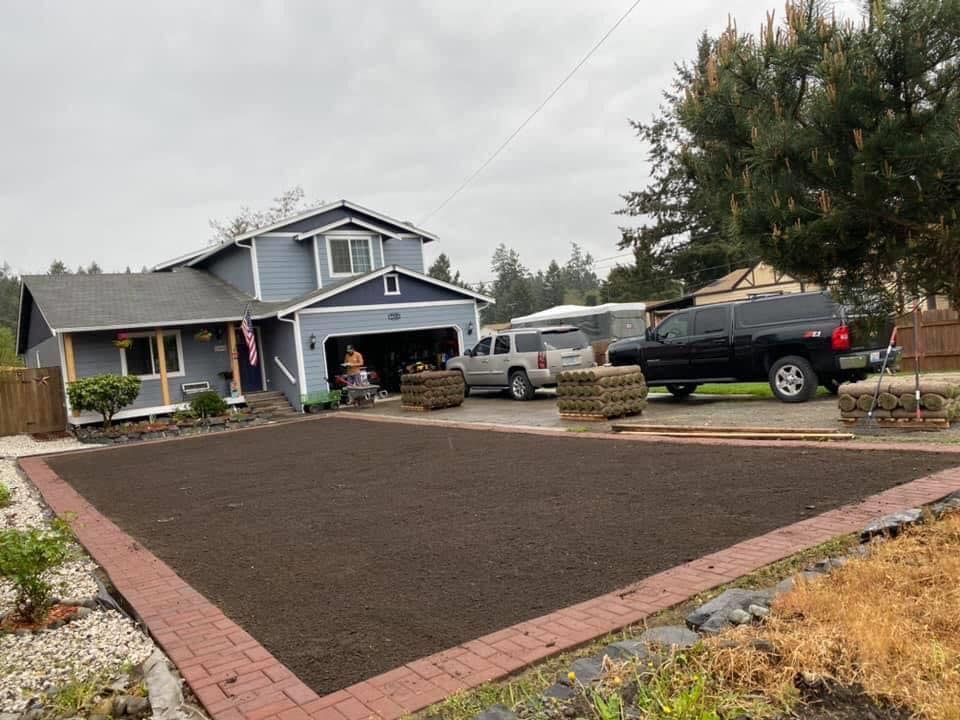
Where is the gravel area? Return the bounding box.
[0,457,160,716]
[0,610,154,714]
[0,433,83,459]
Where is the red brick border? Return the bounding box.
[19,445,960,720]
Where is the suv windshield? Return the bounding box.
[542,329,589,350]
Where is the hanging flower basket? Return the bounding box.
[194,329,214,343]
[113,334,133,350]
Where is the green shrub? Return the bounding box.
[190,391,228,418]
[0,520,73,621]
[0,483,10,508]
[67,374,141,428]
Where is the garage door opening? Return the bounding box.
[325,328,461,392]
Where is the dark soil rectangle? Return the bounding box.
[47,419,959,694]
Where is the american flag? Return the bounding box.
[241,304,258,367]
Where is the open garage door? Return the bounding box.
[325,327,461,392]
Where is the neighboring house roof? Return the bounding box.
[692,267,753,297]
[153,199,437,271]
[19,269,269,335]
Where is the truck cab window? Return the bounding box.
[657,312,689,340]
[693,306,727,335]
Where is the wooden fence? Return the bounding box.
[896,309,960,372]
[0,367,67,437]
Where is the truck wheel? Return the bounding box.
[769,356,818,402]
[666,383,698,399]
[509,370,535,401]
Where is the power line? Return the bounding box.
[419,0,644,225]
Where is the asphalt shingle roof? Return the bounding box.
[23,268,266,331]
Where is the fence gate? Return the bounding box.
[896,309,960,372]
[0,367,67,437]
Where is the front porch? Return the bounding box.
[62,319,296,424]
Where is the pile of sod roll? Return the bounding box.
[557,365,648,419]
[401,370,465,410]
[838,376,960,422]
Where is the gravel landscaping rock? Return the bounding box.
[0,434,82,459]
[475,705,518,720]
[638,626,700,649]
[568,656,604,685]
[0,610,155,714]
[860,508,923,540]
[930,492,960,517]
[542,683,576,700]
[748,604,770,619]
[728,608,752,625]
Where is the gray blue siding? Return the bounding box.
[310,274,466,308]
[27,337,60,369]
[260,318,301,410]
[26,302,53,347]
[255,237,317,300]
[382,238,424,272]
[298,303,478,392]
[70,326,236,412]
[199,244,256,296]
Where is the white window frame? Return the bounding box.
[383,273,401,296]
[119,330,186,380]
[325,233,375,277]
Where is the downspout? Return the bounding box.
[278,313,306,411]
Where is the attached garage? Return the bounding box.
[284,267,490,395]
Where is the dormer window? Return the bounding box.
[384,273,400,295]
[328,236,373,276]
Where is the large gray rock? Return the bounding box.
[728,608,752,625]
[931,492,960,518]
[638,626,700,649]
[860,508,923,541]
[142,650,183,720]
[568,656,604,685]
[698,612,732,635]
[542,683,576,701]
[474,705,518,720]
[686,588,773,628]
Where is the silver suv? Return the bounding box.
[446,326,595,400]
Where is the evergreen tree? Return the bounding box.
[47,260,69,275]
[561,243,600,299]
[427,253,463,285]
[0,263,20,333]
[541,260,566,308]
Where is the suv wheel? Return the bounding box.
[509,370,535,401]
[665,384,698,399]
[769,355,818,403]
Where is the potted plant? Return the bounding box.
[194,328,214,342]
[112,333,133,350]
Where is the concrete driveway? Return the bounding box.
[366,388,843,432]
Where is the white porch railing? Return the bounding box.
[273,356,297,384]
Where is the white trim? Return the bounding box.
[152,247,209,271]
[383,273,401,296]
[378,235,385,269]
[420,237,426,273]
[473,302,482,344]
[257,232,298,237]
[279,314,307,395]
[237,238,262,300]
[57,333,72,416]
[35,350,40,367]
[118,329,187,380]
[312,237,323,289]
[319,324,464,391]
[15,281,26,353]
[58,318,245,333]
[295,217,402,241]
[275,265,495,316]
[68,397,246,426]
[325,234,375,277]
[298,299,475,315]
[273,356,297,384]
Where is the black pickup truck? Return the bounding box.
[608,292,899,402]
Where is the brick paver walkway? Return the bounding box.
[19,435,960,720]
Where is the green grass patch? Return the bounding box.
[0,482,11,508]
[649,383,830,398]
[413,534,856,720]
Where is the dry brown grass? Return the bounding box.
[705,514,960,719]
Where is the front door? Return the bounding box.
[236,328,263,393]
[466,336,492,385]
[645,311,692,381]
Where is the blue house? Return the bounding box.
[16,200,492,423]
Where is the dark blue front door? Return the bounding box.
[236,328,263,392]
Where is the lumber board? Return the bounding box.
[611,423,841,435]
[616,430,855,441]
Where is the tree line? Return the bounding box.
[613,0,960,312]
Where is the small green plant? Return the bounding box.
[49,677,103,716]
[190,391,228,418]
[67,374,141,428]
[172,407,197,424]
[0,482,11,508]
[0,519,73,621]
[590,688,624,720]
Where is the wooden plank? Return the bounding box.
[155,329,171,406]
[617,430,855,441]
[612,423,843,435]
[227,322,242,396]
[0,367,67,436]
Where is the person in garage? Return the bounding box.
[343,344,365,385]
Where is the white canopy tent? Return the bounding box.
[511,302,647,342]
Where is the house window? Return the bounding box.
[328,236,373,275]
[120,331,184,379]
[384,273,400,295]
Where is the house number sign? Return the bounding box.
[387,312,401,321]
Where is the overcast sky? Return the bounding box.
[1,0,857,283]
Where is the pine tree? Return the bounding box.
[47,260,69,275]
[427,253,463,285]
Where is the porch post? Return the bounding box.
[227,322,242,396]
[63,333,78,416]
[155,328,171,406]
